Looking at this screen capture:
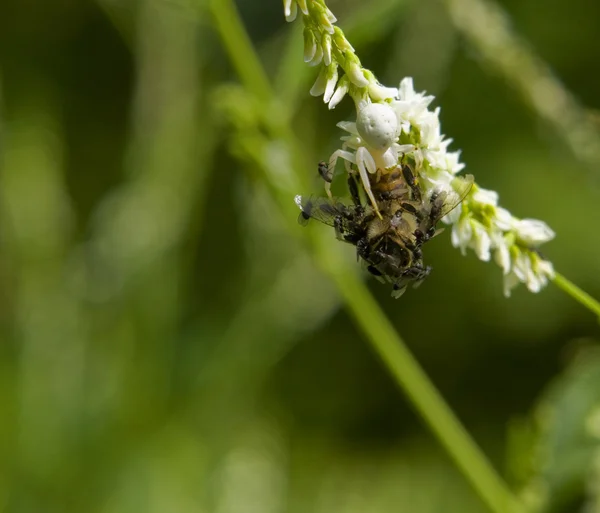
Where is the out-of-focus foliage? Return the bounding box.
[0,0,599,512]
[509,345,600,513]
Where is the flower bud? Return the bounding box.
[296,0,308,15]
[345,54,369,88]
[322,33,332,66]
[514,219,555,246]
[328,75,349,109]
[303,28,317,63]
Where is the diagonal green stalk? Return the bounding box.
[208,1,527,512]
[444,0,600,175]
[325,264,526,513]
[208,0,271,103]
[552,272,600,320]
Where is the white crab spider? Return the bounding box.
[323,104,414,218]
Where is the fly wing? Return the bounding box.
[296,194,372,250]
[296,195,345,227]
[295,195,364,240]
[435,174,474,221]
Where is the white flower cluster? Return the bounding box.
[450,188,555,296]
[322,78,464,196]
[285,0,556,296]
[337,78,555,296]
[284,0,397,110]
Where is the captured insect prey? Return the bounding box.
[296,161,474,298]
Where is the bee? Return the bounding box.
[297,165,474,298]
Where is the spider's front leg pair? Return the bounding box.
[318,148,384,219]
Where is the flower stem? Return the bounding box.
[320,253,527,513]
[552,272,600,320]
[209,1,527,512]
[208,0,272,103]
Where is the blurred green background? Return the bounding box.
[1,0,600,511]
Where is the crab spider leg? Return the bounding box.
[341,144,355,176]
[325,149,356,199]
[325,148,383,219]
[355,147,382,219]
[327,149,356,170]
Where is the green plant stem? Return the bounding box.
[209,1,527,512]
[553,272,600,320]
[444,0,600,175]
[319,252,526,513]
[208,0,271,103]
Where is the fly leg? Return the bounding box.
[347,173,362,207]
[401,164,422,202]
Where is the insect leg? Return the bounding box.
[356,238,371,261]
[391,283,408,299]
[401,164,422,202]
[347,173,362,207]
[317,160,333,184]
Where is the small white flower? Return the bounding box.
[323,65,338,104]
[512,250,531,281]
[346,59,369,88]
[526,271,542,293]
[296,0,308,16]
[328,75,349,109]
[503,271,521,298]
[514,219,555,247]
[324,6,337,24]
[397,77,421,101]
[534,257,555,280]
[473,187,498,206]
[451,217,473,255]
[311,2,334,34]
[494,238,511,275]
[368,81,399,102]
[443,203,463,225]
[392,77,435,131]
[472,222,492,261]
[307,42,323,67]
[303,27,317,63]
[332,27,354,53]
[494,207,513,231]
[284,0,297,22]
[322,32,332,66]
[442,150,465,175]
[419,109,443,148]
[309,66,327,97]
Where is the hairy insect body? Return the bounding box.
[372,167,409,201]
[298,162,473,298]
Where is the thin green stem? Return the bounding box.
[552,272,600,320]
[208,0,272,103]
[444,0,600,175]
[208,1,527,512]
[319,251,526,513]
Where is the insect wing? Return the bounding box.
[296,195,357,230]
[435,174,474,221]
